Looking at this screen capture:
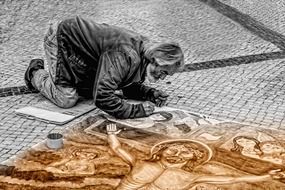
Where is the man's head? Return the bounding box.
[145,42,184,83]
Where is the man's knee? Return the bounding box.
[54,86,79,108]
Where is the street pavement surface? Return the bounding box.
[0,0,285,162]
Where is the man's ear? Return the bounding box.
[177,62,185,72]
[175,61,181,67]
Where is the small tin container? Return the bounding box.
[46,133,63,149]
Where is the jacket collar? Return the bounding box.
[140,51,151,83]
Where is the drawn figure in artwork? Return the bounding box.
[231,136,285,165]
[148,111,196,135]
[112,111,173,129]
[109,110,194,135]
[107,124,285,190]
[149,111,173,122]
[45,147,100,175]
[231,136,263,159]
[146,111,173,134]
[259,141,285,165]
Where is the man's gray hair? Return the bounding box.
[146,42,184,67]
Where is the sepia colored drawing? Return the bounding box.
[105,109,206,137]
[220,125,285,165]
[106,124,285,190]
[0,108,285,189]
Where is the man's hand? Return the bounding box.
[151,90,169,107]
[106,124,121,135]
[142,101,155,116]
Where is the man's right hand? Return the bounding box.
[147,89,169,107]
[142,101,155,116]
[152,90,168,107]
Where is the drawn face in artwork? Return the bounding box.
[161,144,194,164]
[149,112,173,122]
[261,143,284,155]
[236,138,257,149]
[72,149,98,160]
[260,142,284,164]
[149,113,168,121]
[50,148,99,174]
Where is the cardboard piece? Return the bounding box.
[15,99,96,125]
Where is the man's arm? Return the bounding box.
[95,51,148,119]
[107,124,136,166]
[122,82,155,101]
[122,83,169,107]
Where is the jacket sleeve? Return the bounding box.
[122,82,156,101]
[95,51,147,119]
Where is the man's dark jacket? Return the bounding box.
[54,16,154,119]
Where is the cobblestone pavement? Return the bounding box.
[0,0,285,162]
[219,0,285,35]
[202,0,285,51]
[0,0,279,88]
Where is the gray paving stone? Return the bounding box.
[219,0,285,35]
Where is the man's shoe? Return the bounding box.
[24,59,44,91]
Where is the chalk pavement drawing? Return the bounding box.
[0,108,285,189]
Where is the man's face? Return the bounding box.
[161,145,194,164]
[146,58,181,83]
